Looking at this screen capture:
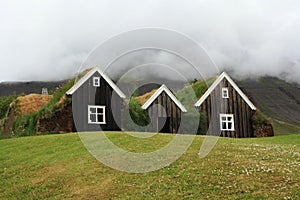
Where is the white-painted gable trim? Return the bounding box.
[141,84,187,112]
[194,72,256,110]
[66,67,126,99]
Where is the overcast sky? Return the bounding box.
[0,0,300,83]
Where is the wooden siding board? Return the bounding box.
[233,87,239,138]
[71,71,122,132]
[228,81,234,137]
[198,75,255,138]
[145,90,183,134]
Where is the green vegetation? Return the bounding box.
[272,119,300,135]
[11,113,37,137]
[252,110,272,126]
[238,76,300,126]
[0,132,299,199]
[176,79,211,108]
[176,79,214,134]
[251,109,273,134]
[10,79,75,137]
[128,98,150,127]
[0,95,17,120]
[0,95,17,137]
[0,94,18,133]
[38,78,74,116]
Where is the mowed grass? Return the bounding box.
[1,132,300,199]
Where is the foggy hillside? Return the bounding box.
[0,81,66,96]
[238,77,300,125]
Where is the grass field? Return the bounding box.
[1,132,300,199]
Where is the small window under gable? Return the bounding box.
[222,87,229,98]
[93,77,100,87]
[220,114,234,131]
[88,105,106,124]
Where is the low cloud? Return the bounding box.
[0,0,300,83]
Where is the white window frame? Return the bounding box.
[222,87,229,98]
[220,114,234,131]
[88,105,106,124]
[93,77,100,87]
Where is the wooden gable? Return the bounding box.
[66,67,126,132]
[195,72,256,110]
[194,72,256,138]
[138,84,186,133]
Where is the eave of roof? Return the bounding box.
[66,67,126,99]
[141,84,187,112]
[194,72,256,110]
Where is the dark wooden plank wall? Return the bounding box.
[146,91,181,133]
[199,79,255,138]
[72,71,123,132]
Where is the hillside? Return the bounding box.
[238,77,300,135]
[0,80,74,138]
[0,132,299,199]
[238,77,300,128]
[1,94,52,138]
[0,81,66,96]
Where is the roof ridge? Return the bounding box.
[141,84,187,112]
[66,67,126,98]
[194,72,256,110]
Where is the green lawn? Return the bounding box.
[1,132,300,199]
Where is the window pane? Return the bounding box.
[97,108,103,114]
[228,117,232,121]
[90,114,96,122]
[228,123,232,130]
[90,107,96,113]
[97,114,104,123]
[222,117,226,121]
[222,122,227,129]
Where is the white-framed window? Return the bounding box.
[93,77,100,87]
[88,105,106,124]
[220,114,234,131]
[222,87,229,98]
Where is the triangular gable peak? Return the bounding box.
[66,67,126,98]
[141,84,187,112]
[194,72,256,110]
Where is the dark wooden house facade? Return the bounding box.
[66,67,126,132]
[194,72,257,138]
[141,84,187,133]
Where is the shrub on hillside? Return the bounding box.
[12,113,37,137]
[38,78,75,116]
[0,95,17,120]
[252,109,272,126]
[128,98,150,126]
